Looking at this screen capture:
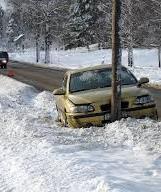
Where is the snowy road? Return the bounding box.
[0,75,161,192]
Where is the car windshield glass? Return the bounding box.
[0,52,8,59]
[69,68,137,93]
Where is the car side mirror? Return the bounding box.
[138,77,149,87]
[53,88,65,95]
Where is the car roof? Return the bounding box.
[67,64,113,75]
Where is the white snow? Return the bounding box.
[0,0,6,10]
[0,75,161,192]
[10,47,161,87]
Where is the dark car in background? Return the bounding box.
[0,51,9,69]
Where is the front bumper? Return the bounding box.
[66,104,158,128]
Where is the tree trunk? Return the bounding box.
[45,23,50,64]
[128,45,134,67]
[158,46,161,68]
[127,0,134,67]
[111,0,122,122]
[45,37,50,64]
[36,34,40,63]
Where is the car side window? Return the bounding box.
[62,75,68,90]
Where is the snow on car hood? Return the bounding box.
[68,85,149,105]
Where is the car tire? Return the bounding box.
[56,107,75,128]
[61,112,68,127]
[55,105,61,122]
[155,110,158,121]
[56,107,68,127]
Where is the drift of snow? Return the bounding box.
[0,75,161,192]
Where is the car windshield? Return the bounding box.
[69,67,137,93]
[0,52,8,59]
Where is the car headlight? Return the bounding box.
[71,104,95,113]
[2,59,7,64]
[135,95,154,105]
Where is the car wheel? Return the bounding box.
[55,106,61,122]
[155,110,158,121]
[56,107,68,127]
[4,64,7,69]
[61,111,68,127]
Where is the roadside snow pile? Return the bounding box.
[0,75,38,110]
[105,118,161,153]
[63,118,161,153]
[34,91,55,110]
[0,75,161,192]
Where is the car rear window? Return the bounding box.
[0,52,9,59]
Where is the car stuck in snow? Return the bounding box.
[53,65,158,128]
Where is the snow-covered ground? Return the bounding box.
[0,75,161,192]
[10,48,161,87]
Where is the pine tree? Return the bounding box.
[66,0,101,49]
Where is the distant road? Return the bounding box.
[1,60,161,120]
[4,61,66,91]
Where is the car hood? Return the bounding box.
[68,86,150,105]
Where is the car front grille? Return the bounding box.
[121,101,129,109]
[100,104,111,112]
[100,101,129,112]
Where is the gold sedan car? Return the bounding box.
[53,65,158,128]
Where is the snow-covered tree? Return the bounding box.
[6,17,18,49]
[4,0,161,58]
[66,0,102,49]
[22,0,70,63]
[0,6,4,39]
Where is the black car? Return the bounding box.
[0,51,9,69]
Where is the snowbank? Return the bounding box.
[0,75,161,192]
